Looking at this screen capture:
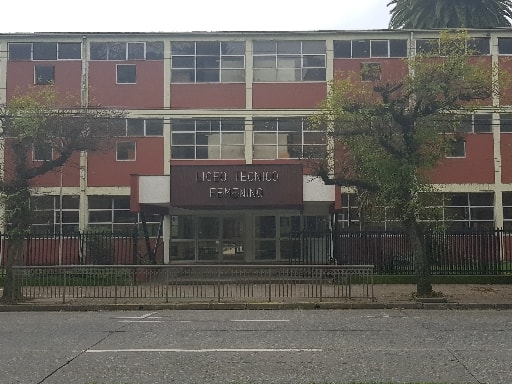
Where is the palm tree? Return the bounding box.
[388,0,512,29]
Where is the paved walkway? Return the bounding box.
[1,284,511,311]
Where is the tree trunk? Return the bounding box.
[406,218,433,296]
[1,235,25,303]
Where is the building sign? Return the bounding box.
[170,164,303,209]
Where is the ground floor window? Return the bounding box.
[339,192,495,230]
[30,195,80,234]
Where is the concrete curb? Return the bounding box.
[1,301,511,312]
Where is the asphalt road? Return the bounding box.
[0,309,511,384]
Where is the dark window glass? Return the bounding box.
[302,40,325,54]
[33,144,52,161]
[473,114,492,133]
[145,119,164,136]
[499,37,512,54]
[333,40,351,58]
[109,43,126,60]
[468,38,490,55]
[500,113,512,132]
[172,56,194,68]
[221,41,245,55]
[127,42,145,59]
[9,43,32,60]
[361,62,381,81]
[58,42,81,59]
[146,41,164,60]
[90,42,108,60]
[416,39,439,54]
[253,41,276,54]
[127,119,144,136]
[117,64,136,83]
[503,191,512,206]
[196,69,219,82]
[35,65,55,84]
[389,39,407,57]
[371,40,388,57]
[196,41,220,55]
[448,139,466,157]
[171,41,195,55]
[469,192,493,206]
[352,40,370,58]
[33,43,57,60]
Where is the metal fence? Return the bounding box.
[332,229,512,275]
[0,232,164,267]
[11,264,374,304]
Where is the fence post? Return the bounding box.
[319,268,323,302]
[268,268,272,303]
[62,268,66,304]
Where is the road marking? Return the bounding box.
[118,320,164,323]
[87,348,322,353]
[231,320,290,322]
[115,312,157,320]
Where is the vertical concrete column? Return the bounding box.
[491,34,504,228]
[245,38,253,165]
[163,39,172,263]
[0,39,7,233]
[79,35,90,231]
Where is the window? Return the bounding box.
[416,39,439,54]
[447,138,466,158]
[500,113,512,132]
[467,38,490,55]
[333,39,407,58]
[171,41,245,83]
[253,117,326,159]
[171,118,245,160]
[58,43,82,59]
[442,192,494,230]
[499,37,512,54]
[116,64,136,83]
[90,41,164,60]
[418,37,490,56]
[8,42,81,61]
[116,141,136,161]
[34,65,55,84]
[361,62,381,81]
[459,114,493,133]
[340,192,494,230]
[88,196,136,232]
[30,195,80,234]
[503,192,512,230]
[253,40,325,82]
[113,118,164,136]
[32,144,53,161]
[255,216,276,260]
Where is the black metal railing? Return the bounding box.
[0,232,164,267]
[329,229,512,275]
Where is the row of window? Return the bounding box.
[170,117,326,160]
[8,41,164,61]
[12,37,508,62]
[339,192,496,231]
[29,195,161,234]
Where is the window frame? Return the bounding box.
[116,141,136,161]
[34,65,55,85]
[171,118,246,160]
[171,41,246,84]
[116,64,137,84]
[253,40,326,83]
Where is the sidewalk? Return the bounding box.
[1,284,511,311]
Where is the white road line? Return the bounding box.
[115,312,157,320]
[87,348,322,353]
[231,320,290,322]
[118,320,164,323]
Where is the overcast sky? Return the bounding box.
[0,0,392,33]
